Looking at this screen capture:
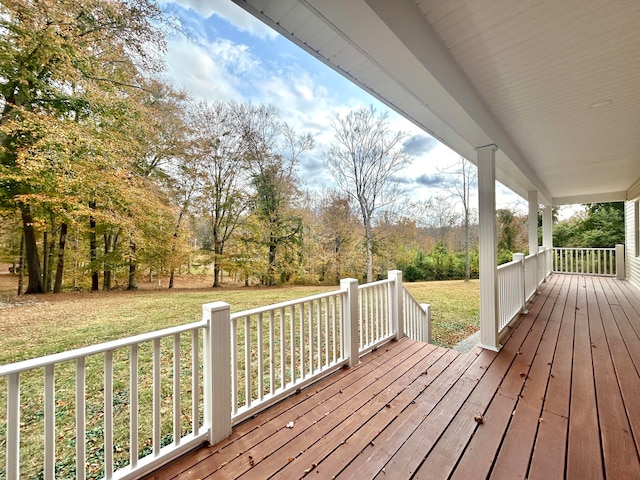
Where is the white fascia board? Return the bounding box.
[553,191,628,206]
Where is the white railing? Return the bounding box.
[229,289,348,424]
[524,253,539,301]
[2,270,431,480]
[358,278,394,353]
[553,247,616,276]
[497,258,524,331]
[497,248,552,335]
[0,321,209,480]
[403,287,431,343]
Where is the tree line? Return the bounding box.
[0,1,625,294]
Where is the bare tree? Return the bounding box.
[193,101,253,288]
[440,157,477,280]
[325,106,410,282]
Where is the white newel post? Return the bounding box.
[477,145,500,351]
[341,278,360,367]
[513,253,526,313]
[388,270,404,340]
[202,302,232,445]
[616,244,625,279]
[421,304,432,344]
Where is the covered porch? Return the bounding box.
[146,273,640,479]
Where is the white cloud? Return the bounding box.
[160,2,528,208]
[172,0,278,39]
[164,37,244,101]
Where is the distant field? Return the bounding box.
[0,273,479,364]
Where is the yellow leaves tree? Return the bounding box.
[0,0,173,293]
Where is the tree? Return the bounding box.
[239,105,313,286]
[192,101,252,287]
[440,157,477,280]
[553,202,624,248]
[325,106,410,282]
[0,0,167,293]
[496,208,527,262]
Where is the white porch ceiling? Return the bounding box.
[231,0,640,206]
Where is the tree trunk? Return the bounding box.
[53,222,68,293]
[21,204,44,293]
[212,241,224,288]
[363,217,373,283]
[89,202,99,291]
[17,232,25,295]
[127,241,137,290]
[42,230,49,291]
[45,230,56,292]
[103,232,112,291]
[267,237,277,286]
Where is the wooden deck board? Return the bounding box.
[147,274,640,480]
[590,277,640,478]
[567,275,603,480]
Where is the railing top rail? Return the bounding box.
[230,288,344,320]
[498,259,521,271]
[0,319,207,377]
[402,285,420,303]
[553,247,615,251]
[358,278,393,290]
[525,253,537,260]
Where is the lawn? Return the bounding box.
[0,274,479,478]
[0,275,479,363]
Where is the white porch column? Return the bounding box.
[477,145,500,351]
[543,205,553,274]
[528,191,539,256]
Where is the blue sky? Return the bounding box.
[161,0,525,214]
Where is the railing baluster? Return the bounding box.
[269,311,275,395]
[191,330,199,436]
[104,351,114,478]
[299,303,305,380]
[76,357,86,480]
[290,305,296,385]
[244,316,251,407]
[332,296,337,362]
[173,333,180,446]
[317,299,322,370]
[7,372,20,480]
[152,338,161,456]
[308,301,314,376]
[323,297,329,368]
[257,313,264,401]
[279,307,285,390]
[44,364,55,480]
[231,319,238,414]
[130,344,139,469]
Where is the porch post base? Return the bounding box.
[478,343,502,352]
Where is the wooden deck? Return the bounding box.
[145,274,640,479]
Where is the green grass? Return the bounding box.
[0,279,478,479]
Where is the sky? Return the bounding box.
[159,0,528,216]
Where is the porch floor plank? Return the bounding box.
[589,276,640,478]
[146,274,640,480]
[567,275,605,480]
